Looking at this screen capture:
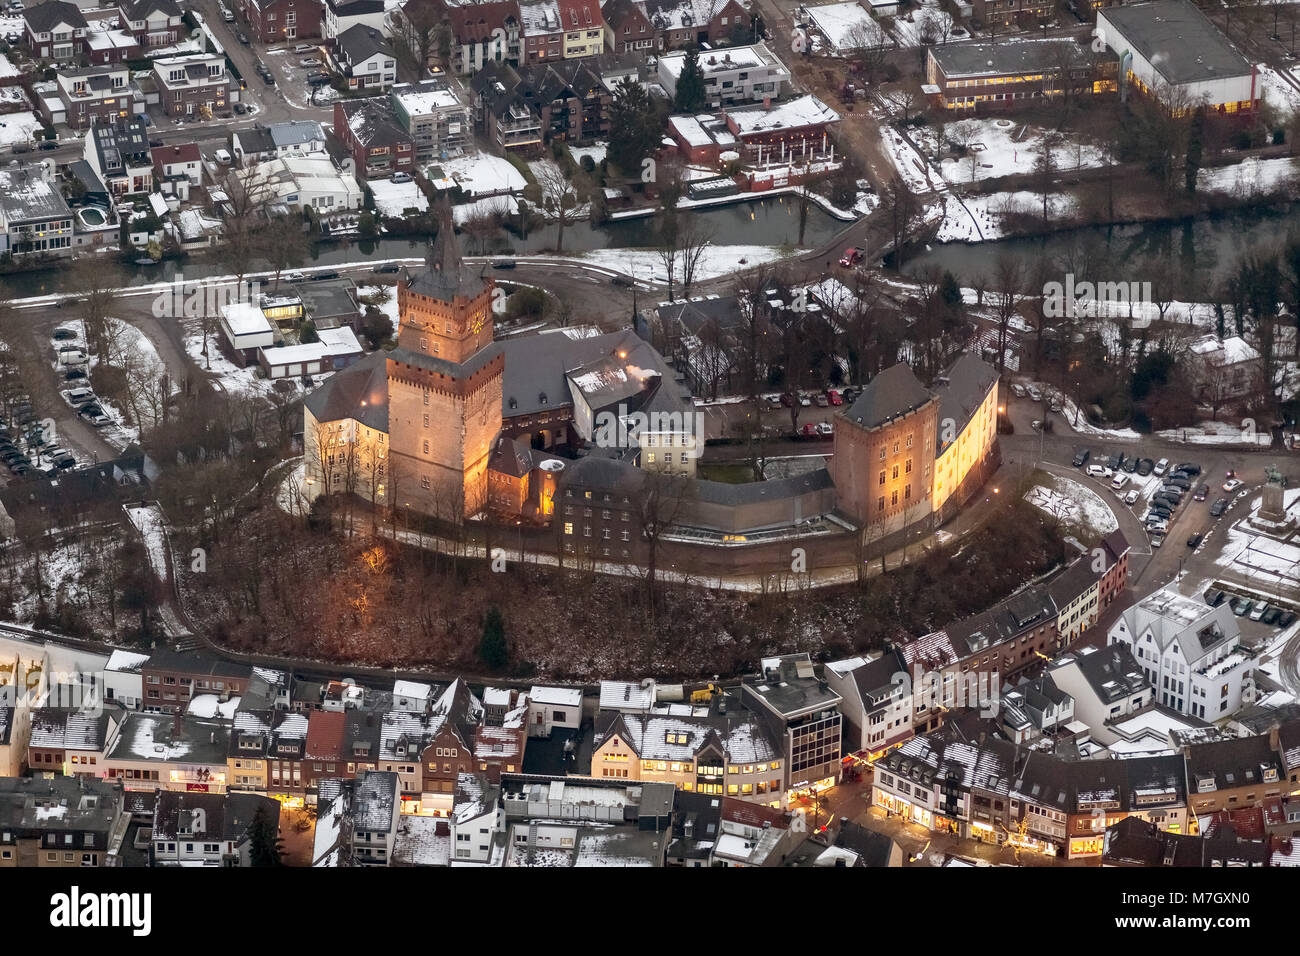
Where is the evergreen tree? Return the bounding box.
[608,78,661,177]
[248,803,283,867]
[478,606,508,671]
[673,45,708,113]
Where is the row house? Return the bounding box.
[239,0,323,43]
[740,654,842,800]
[27,707,119,778]
[103,649,149,711]
[0,707,27,778]
[84,116,153,198]
[824,653,913,762]
[227,710,311,799]
[377,679,485,814]
[527,685,583,737]
[232,119,328,165]
[23,0,87,62]
[151,790,281,866]
[152,53,233,118]
[476,688,529,782]
[102,711,232,793]
[999,671,1074,744]
[1054,755,1188,860]
[520,0,605,63]
[332,23,397,92]
[84,24,140,64]
[601,0,749,54]
[1184,733,1284,818]
[324,0,385,40]
[334,96,415,177]
[592,710,786,805]
[1109,587,1254,722]
[56,65,135,131]
[515,57,610,143]
[0,776,126,868]
[118,0,184,48]
[313,770,401,865]
[1102,814,1270,867]
[141,649,251,714]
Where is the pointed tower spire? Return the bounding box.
[409,197,476,303]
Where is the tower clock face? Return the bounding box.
[470,309,485,335]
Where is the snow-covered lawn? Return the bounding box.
[890,1,954,47]
[568,141,607,167]
[0,111,41,147]
[580,245,794,283]
[922,118,1106,185]
[1154,420,1273,446]
[0,85,31,110]
[452,193,518,224]
[368,178,429,218]
[125,503,169,582]
[429,152,527,198]
[935,190,1077,242]
[804,1,887,52]
[181,317,306,399]
[1198,156,1299,197]
[1258,64,1300,117]
[880,125,937,193]
[1024,473,1119,535]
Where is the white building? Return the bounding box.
[656,42,789,107]
[1108,588,1253,721]
[450,773,502,864]
[391,79,473,162]
[219,301,276,364]
[104,649,149,710]
[323,0,386,41]
[528,685,583,737]
[1097,0,1258,113]
[0,165,75,258]
[1046,645,1151,741]
[253,155,364,212]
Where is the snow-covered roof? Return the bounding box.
[221,301,273,337]
[725,94,839,136]
[105,649,150,674]
[530,685,582,707]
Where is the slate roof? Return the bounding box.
[338,23,391,65]
[934,352,998,454]
[1099,0,1253,86]
[841,362,935,430]
[303,350,389,431]
[24,0,87,33]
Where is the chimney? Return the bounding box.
[1270,725,1281,753]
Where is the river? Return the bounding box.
[0,193,845,299]
[903,202,1300,289]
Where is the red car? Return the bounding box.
[826,389,843,406]
[838,246,864,267]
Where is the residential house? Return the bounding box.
[23,0,88,61]
[84,117,153,198]
[711,798,800,866]
[118,0,184,47]
[656,41,788,106]
[251,155,365,212]
[27,707,119,778]
[141,649,251,714]
[1189,333,1261,402]
[334,96,416,177]
[312,770,401,865]
[153,53,232,118]
[103,649,150,710]
[0,707,30,778]
[151,790,281,866]
[1000,672,1074,744]
[239,0,323,42]
[1184,733,1284,817]
[824,654,913,761]
[433,0,523,75]
[516,57,611,142]
[84,22,140,64]
[1047,645,1152,742]
[527,685,582,737]
[520,0,605,63]
[0,776,126,868]
[56,64,135,130]
[324,0,386,40]
[450,772,502,863]
[390,79,473,161]
[1102,814,1269,867]
[471,60,544,152]
[293,277,362,330]
[333,24,397,92]
[1109,588,1254,721]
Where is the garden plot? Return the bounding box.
[1198,156,1299,197]
[804,1,887,52]
[0,111,40,148]
[1024,473,1119,535]
[368,178,429,218]
[924,118,1107,185]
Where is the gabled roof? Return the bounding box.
[119,0,182,21]
[24,0,87,33]
[337,23,391,65]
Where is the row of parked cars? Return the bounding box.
[52,328,111,427]
[1204,587,1298,628]
[766,388,854,410]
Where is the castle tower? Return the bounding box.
[386,201,503,517]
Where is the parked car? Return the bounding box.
[842,387,861,403]
[372,262,401,273]
[1187,532,1203,548]
[1136,458,1154,476]
[780,393,795,408]
[1123,489,1140,506]
[293,43,316,53]
[1210,498,1229,517]
[1231,598,1253,616]
[51,327,76,341]
[826,389,842,406]
[37,140,57,151]
[1261,606,1283,625]
[1153,458,1169,475]
[299,57,322,67]
[1204,587,1225,606]
[390,171,413,184]
[799,394,811,407]
[1223,478,1244,493]
[1010,383,1026,398]
[1151,532,1165,548]
[814,393,829,408]
[222,7,235,20]
[1277,611,1298,628]
[58,350,88,366]
[1250,602,1270,622]
[233,102,248,115]
[1086,464,1112,479]
[1111,473,1128,491]
[63,368,87,381]
[4,31,20,44]
[236,29,250,44]
[1072,448,1090,467]
[307,70,332,85]
[1122,456,1139,473]
[65,387,94,406]
[1175,462,1202,476]
[1106,453,1124,471]
[1147,518,1168,533]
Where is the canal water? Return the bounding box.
[0,193,844,299]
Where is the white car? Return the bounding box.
[1010,383,1026,398]
[815,422,833,436]
[1223,478,1244,493]
[58,350,88,366]
[1026,385,1042,402]
[1111,473,1128,491]
[293,43,316,53]
[1154,458,1170,475]
[1123,489,1140,506]
[1086,464,1112,479]
[1147,518,1168,533]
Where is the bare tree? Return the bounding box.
[533,159,580,253]
[634,470,693,616]
[678,221,715,298]
[991,254,1026,375]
